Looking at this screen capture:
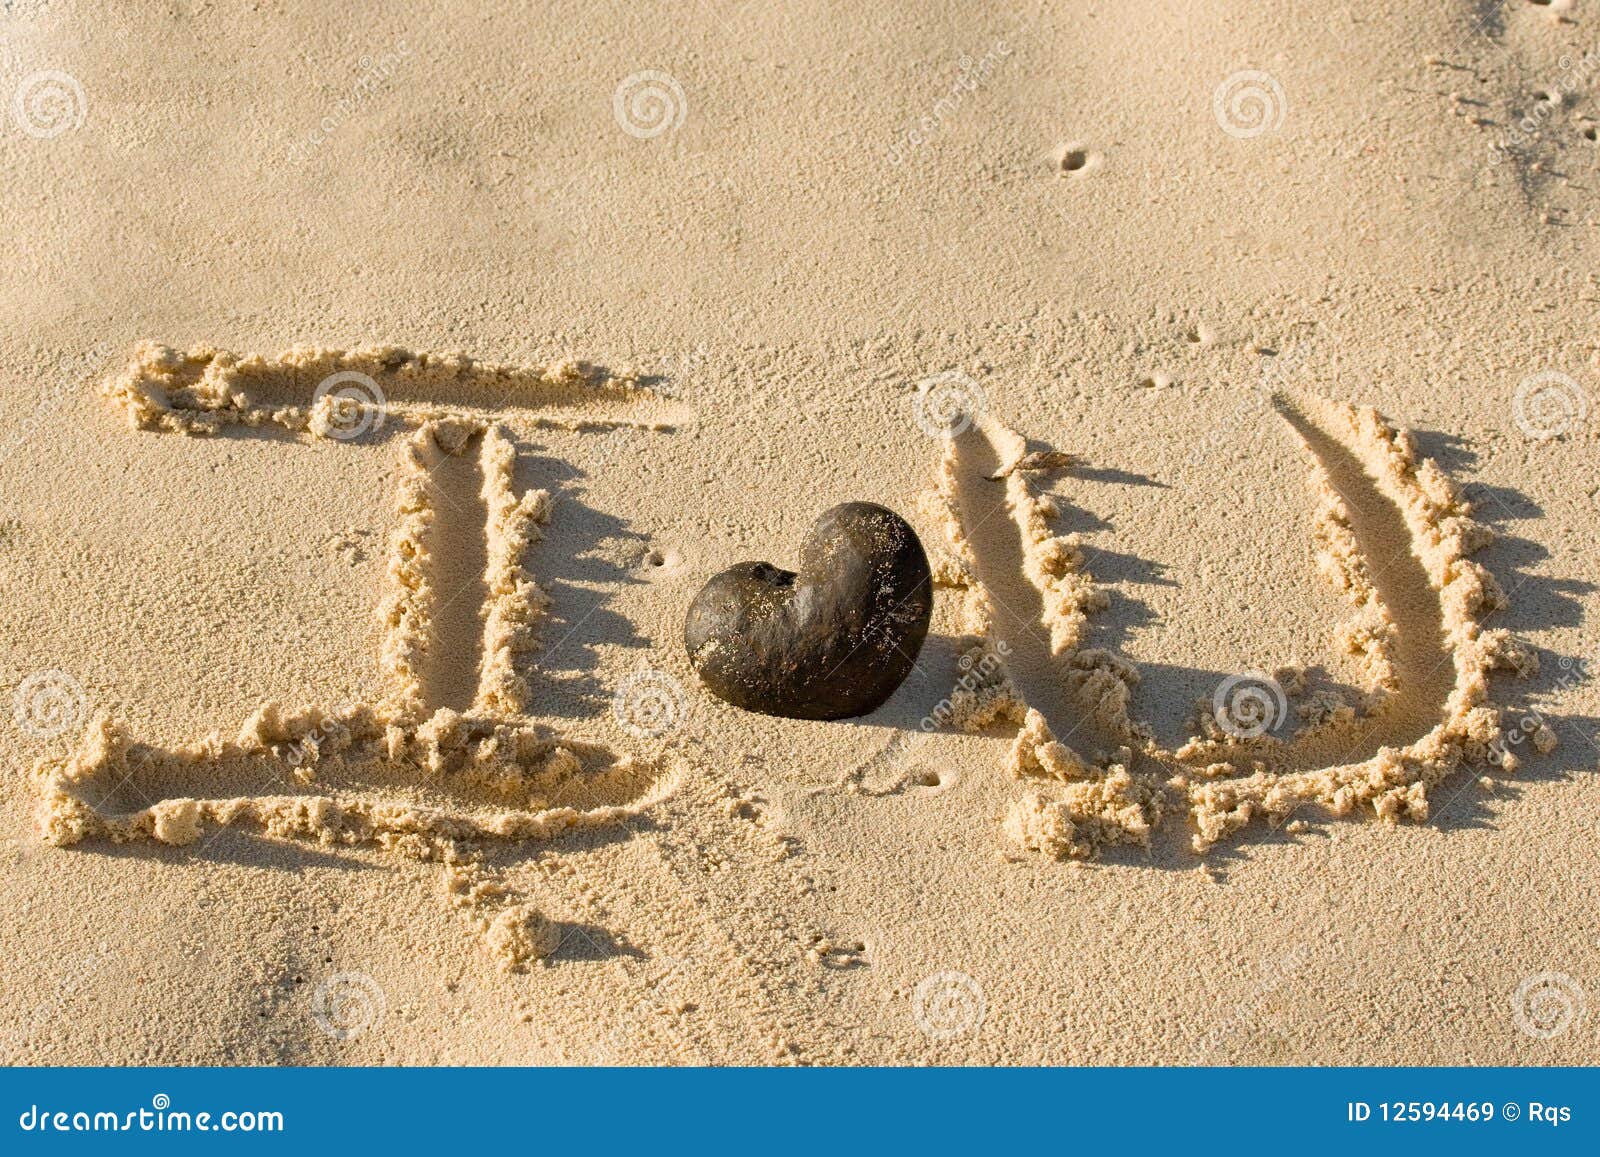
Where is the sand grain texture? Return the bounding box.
[2,0,1597,1065]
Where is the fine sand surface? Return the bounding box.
[3,0,1599,1064]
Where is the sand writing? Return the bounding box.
[36,344,683,969]
[924,398,1542,858]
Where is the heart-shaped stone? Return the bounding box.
[684,502,933,720]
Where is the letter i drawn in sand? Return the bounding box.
[33,343,691,969]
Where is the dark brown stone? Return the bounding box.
[684,502,933,720]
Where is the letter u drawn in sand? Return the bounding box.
[918,394,1544,860]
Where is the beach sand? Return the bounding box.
[3,0,1598,1064]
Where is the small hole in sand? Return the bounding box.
[1583,125,1597,142]
[645,549,665,567]
[1060,149,1088,173]
[917,770,942,788]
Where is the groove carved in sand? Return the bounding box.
[103,341,687,435]
[35,344,683,969]
[924,399,1540,859]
